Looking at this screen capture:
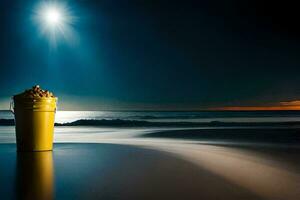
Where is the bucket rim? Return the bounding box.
[13,96,58,101]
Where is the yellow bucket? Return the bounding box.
[12,96,57,151]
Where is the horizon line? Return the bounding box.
[2,107,300,112]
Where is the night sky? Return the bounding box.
[1,0,300,110]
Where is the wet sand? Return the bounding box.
[0,127,300,199]
[0,143,262,200]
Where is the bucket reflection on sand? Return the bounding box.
[16,151,54,200]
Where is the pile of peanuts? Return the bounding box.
[16,85,55,98]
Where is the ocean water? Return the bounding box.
[1,110,300,146]
[2,110,300,124]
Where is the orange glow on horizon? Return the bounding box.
[209,100,300,111]
[210,106,300,111]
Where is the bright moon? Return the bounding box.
[32,1,76,46]
[44,7,62,26]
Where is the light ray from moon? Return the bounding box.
[32,1,77,46]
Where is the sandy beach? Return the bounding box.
[1,0,300,198]
[0,126,300,200]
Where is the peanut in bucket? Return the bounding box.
[12,85,57,151]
